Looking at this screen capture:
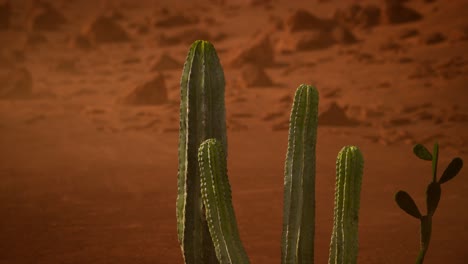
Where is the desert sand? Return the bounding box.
[1,0,467,263]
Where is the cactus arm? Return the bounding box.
[281,84,319,264]
[198,139,250,264]
[177,40,227,263]
[328,146,364,264]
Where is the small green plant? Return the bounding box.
[176,40,463,264]
[395,142,463,264]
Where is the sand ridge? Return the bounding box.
[0,0,467,263]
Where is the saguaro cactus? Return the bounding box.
[198,139,250,264]
[281,84,319,264]
[328,146,364,264]
[177,40,227,264]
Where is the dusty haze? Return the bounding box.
[1,0,467,263]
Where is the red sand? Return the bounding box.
[1,0,467,263]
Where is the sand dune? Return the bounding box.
[0,0,467,263]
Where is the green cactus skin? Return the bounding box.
[328,146,364,264]
[198,139,250,264]
[177,40,227,264]
[281,84,319,264]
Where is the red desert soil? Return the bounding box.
[1,0,467,263]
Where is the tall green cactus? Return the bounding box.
[328,146,364,264]
[177,40,227,264]
[281,84,319,264]
[198,139,250,264]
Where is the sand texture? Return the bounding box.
[1,0,468,263]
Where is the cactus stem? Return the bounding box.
[281,84,319,264]
[177,40,227,264]
[328,146,364,264]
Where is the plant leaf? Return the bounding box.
[395,191,422,219]
[439,157,463,184]
[426,182,441,216]
[413,144,432,161]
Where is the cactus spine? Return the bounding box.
[328,146,364,264]
[177,40,227,264]
[198,139,250,264]
[281,84,319,264]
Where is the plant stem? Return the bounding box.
[328,146,364,264]
[416,215,432,264]
[177,40,227,264]
[431,142,439,183]
[281,84,319,264]
[198,139,250,264]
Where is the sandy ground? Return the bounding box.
[1,0,467,263]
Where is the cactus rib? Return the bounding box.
[281,84,319,264]
[198,139,250,264]
[177,40,227,264]
[328,146,364,264]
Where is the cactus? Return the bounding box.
[395,142,463,264]
[175,40,462,264]
[281,84,319,264]
[328,146,364,264]
[198,139,250,264]
[177,40,227,264]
